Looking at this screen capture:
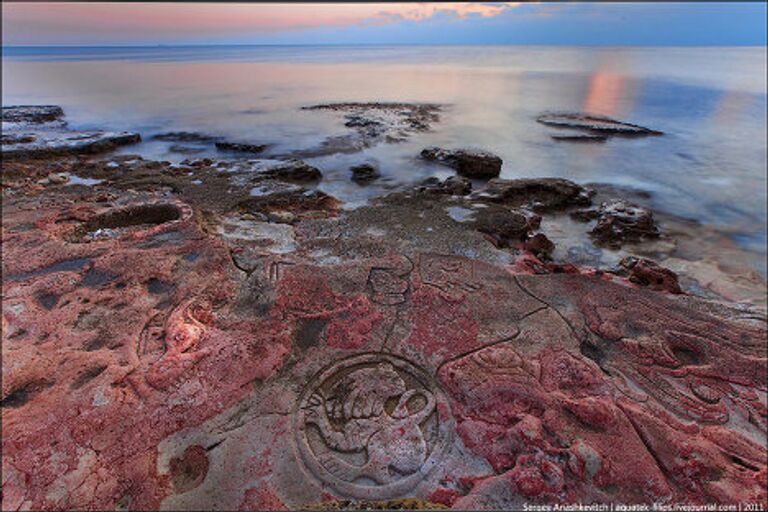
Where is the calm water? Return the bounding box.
[3,45,767,272]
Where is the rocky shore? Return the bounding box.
[2,105,766,510]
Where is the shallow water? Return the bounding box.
[3,45,767,273]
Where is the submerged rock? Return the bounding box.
[420,147,502,179]
[475,177,593,211]
[168,144,205,155]
[551,133,608,143]
[215,141,269,154]
[350,163,381,184]
[537,112,663,136]
[152,132,220,142]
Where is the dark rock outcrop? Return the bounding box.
[618,256,682,294]
[524,233,556,259]
[350,163,380,184]
[551,134,608,142]
[471,205,541,248]
[475,178,593,211]
[420,147,502,179]
[416,176,472,196]
[2,105,65,124]
[215,141,269,154]
[152,132,220,142]
[583,200,660,247]
[537,112,663,136]
[256,160,322,183]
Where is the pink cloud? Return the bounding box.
[2,2,524,44]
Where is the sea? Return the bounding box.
[3,45,766,275]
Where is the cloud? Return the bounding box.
[373,3,521,23]
[2,2,525,44]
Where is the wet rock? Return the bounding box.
[569,206,601,222]
[537,112,663,136]
[420,147,502,179]
[350,163,380,184]
[296,103,442,157]
[589,200,660,247]
[3,131,141,159]
[238,185,337,215]
[619,257,682,294]
[152,132,220,142]
[475,177,593,211]
[416,176,472,196]
[525,233,555,259]
[211,159,322,184]
[472,206,540,248]
[215,141,269,154]
[2,105,65,124]
[442,176,472,196]
[1,133,37,144]
[257,160,322,183]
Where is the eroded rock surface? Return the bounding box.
[2,140,765,511]
[573,200,660,247]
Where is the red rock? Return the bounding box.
[2,183,765,511]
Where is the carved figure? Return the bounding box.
[303,362,435,484]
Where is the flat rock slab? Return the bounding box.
[2,130,141,159]
[2,188,766,510]
[2,105,65,124]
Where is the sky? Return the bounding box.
[2,2,767,47]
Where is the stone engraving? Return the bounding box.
[294,353,452,499]
[419,254,481,300]
[366,257,413,306]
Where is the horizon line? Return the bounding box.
[4,42,767,48]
